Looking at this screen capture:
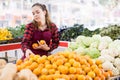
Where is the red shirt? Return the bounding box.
[21,22,59,56]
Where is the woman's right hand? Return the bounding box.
[25,49,34,58]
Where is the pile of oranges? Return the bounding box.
[32,40,46,49]
[16,51,113,80]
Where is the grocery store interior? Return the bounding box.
[0,0,120,80]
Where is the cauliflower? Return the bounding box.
[114,58,120,70]
[107,48,119,57]
[98,41,109,51]
[102,61,114,70]
[109,40,120,49]
[100,49,109,55]
[100,36,113,43]
[97,54,114,63]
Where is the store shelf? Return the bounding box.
[0,41,68,51]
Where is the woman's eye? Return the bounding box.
[36,11,40,14]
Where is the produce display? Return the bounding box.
[0,24,120,79]
[11,52,113,80]
[66,34,120,76]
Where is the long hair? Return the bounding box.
[32,3,52,28]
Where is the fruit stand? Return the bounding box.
[0,39,120,80]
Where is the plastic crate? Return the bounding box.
[109,75,120,80]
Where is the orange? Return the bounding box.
[17,65,22,71]
[94,68,102,76]
[39,75,47,80]
[33,55,40,61]
[94,76,101,80]
[29,54,34,58]
[33,68,40,76]
[16,59,22,65]
[69,59,75,65]
[85,75,92,80]
[69,74,77,80]
[91,64,98,70]
[37,57,46,64]
[64,62,71,68]
[59,66,68,74]
[29,62,38,71]
[56,59,64,66]
[39,40,46,45]
[103,72,110,78]
[69,67,76,74]
[62,75,70,80]
[84,67,91,73]
[99,74,105,80]
[77,75,85,80]
[52,63,57,69]
[87,71,96,78]
[95,59,102,65]
[45,64,52,69]
[46,75,53,80]
[80,59,87,65]
[87,59,94,66]
[24,60,32,66]
[41,68,48,75]
[32,43,39,49]
[76,68,82,74]
[107,70,113,77]
[73,62,81,68]
[48,69,55,74]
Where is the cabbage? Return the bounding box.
[82,37,94,47]
[68,42,79,50]
[85,48,100,59]
[90,41,99,48]
[75,35,85,44]
[92,34,101,43]
[74,47,86,55]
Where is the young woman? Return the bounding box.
[21,3,59,58]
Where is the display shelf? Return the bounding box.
[0,41,68,51]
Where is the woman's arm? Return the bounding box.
[21,24,33,53]
[49,24,60,51]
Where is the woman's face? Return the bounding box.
[32,6,46,23]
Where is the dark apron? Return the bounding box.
[22,29,52,60]
[30,29,52,56]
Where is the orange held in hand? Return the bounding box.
[39,40,46,45]
[32,43,39,49]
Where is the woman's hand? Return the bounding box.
[40,44,50,51]
[34,43,50,51]
[25,49,34,58]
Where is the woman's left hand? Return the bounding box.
[34,43,50,51]
[40,44,50,51]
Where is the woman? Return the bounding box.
[21,3,59,58]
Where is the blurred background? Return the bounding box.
[0,0,120,30]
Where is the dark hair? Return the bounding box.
[32,3,52,28]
